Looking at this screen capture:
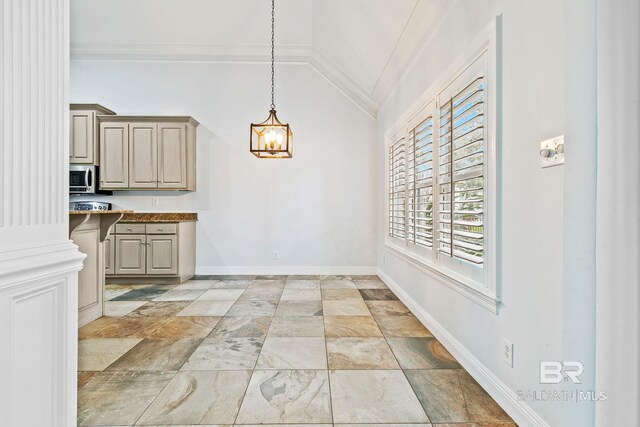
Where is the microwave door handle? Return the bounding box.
[85,168,91,188]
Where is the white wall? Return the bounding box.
[376,0,569,425]
[70,60,377,274]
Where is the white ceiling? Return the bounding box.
[70,0,447,116]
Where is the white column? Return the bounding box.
[0,0,84,426]
[595,0,640,425]
[563,0,597,424]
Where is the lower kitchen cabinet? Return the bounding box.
[147,234,178,275]
[107,221,195,282]
[115,234,147,275]
[104,234,115,275]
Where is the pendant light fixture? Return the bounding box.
[250,0,293,158]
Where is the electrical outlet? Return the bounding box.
[272,250,280,260]
[152,197,160,206]
[502,338,514,367]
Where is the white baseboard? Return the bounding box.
[196,265,377,276]
[377,268,551,427]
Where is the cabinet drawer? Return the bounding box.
[115,223,146,234]
[145,223,177,234]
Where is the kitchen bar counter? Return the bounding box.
[119,212,198,223]
[69,210,133,215]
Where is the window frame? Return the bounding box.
[384,19,500,313]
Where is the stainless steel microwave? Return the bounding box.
[70,165,99,194]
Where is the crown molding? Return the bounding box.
[372,0,453,106]
[70,43,312,62]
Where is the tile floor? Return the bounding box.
[78,275,517,427]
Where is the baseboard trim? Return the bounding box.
[196,265,377,276]
[377,268,551,427]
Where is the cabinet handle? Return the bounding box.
[127,227,132,231]
[158,228,163,231]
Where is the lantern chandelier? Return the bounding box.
[250,0,293,158]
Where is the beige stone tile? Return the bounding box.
[322,289,363,300]
[256,337,327,369]
[136,370,252,425]
[365,300,411,316]
[327,337,400,370]
[181,337,263,370]
[77,371,98,390]
[236,370,332,424]
[285,279,321,289]
[323,300,371,316]
[176,300,235,317]
[268,315,324,337]
[126,301,191,318]
[324,316,383,337]
[321,279,357,289]
[238,287,282,302]
[104,300,147,317]
[280,288,322,301]
[77,371,174,426]
[387,337,460,369]
[153,289,207,302]
[107,338,202,371]
[209,316,272,338]
[172,280,217,290]
[87,317,169,338]
[149,316,221,338]
[226,300,278,316]
[458,370,514,423]
[375,315,433,337]
[197,288,245,300]
[78,338,142,371]
[353,278,389,289]
[404,369,468,423]
[359,289,399,301]
[330,370,428,423]
[78,317,117,339]
[275,300,323,316]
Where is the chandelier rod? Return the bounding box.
[270,0,276,110]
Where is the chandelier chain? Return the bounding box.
[270,0,275,110]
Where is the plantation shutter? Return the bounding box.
[388,138,406,239]
[409,116,435,248]
[438,76,485,265]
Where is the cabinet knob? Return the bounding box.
[127,227,132,231]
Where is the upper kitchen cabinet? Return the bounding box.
[98,116,198,191]
[70,104,116,165]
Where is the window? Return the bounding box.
[385,31,498,310]
[388,138,406,239]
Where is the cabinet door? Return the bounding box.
[129,123,158,188]
[70,110,95,164]
[115,234,146,275]
[158,123,187,189]
[100,123,129,188]
[104,234,115,275]
[146,234,178,275]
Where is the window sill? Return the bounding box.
[384,242,500,314]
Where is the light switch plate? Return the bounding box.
[502,337,513,367]
[540,135,564,168]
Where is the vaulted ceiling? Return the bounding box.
[70,0,447,116]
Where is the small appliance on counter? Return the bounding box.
[69,201,112,212]
[69,165,111,195]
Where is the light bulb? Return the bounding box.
[276,133,283,144]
